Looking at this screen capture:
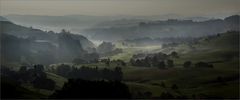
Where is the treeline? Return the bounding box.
[123,36,198,47]
[130,52,178,69]
[99,58,127,67]
[1,64,132,99]
[130,52,214,69]
[50,79,131,99]
[1,65,56,90]
[183,61,214,68]
[83,15,239,41]
[49,64,123,81]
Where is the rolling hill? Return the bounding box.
[83,15,239,42]
[0,17,95,65]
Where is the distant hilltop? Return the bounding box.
[0,16,9,21]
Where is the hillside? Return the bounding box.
[83,15,239,42]
[0,19,95,49]
[4,15,120,33]
[0,16,9,21]
[0,18,95,65]
[122,31,239,98]
[62,31,239,98]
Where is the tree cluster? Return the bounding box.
[195,62,214,68]
[100,58,127,66]
[130,52,175,69]
[1,65,56,90]
[183,61,214,68]
[51,64,123,81]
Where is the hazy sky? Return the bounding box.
[1,0,239,17]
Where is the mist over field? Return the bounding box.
[0,0,239,99]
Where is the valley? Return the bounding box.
[0,15,239,99]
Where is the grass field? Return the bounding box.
[115,32,239,98]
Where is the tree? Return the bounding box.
[158,61,166,69]
[139,22,147,26]
[56,64,71,77]
[105,58,110,66]
[33,64,46,78]
[167,59,174,68]
[135,59,141,66]
[171,84,178,90]
[34,64,44,72]
[170,51,179,58]
[97,42,115,54]
[61,29,67,33]
[114,67,123,81]
[130,59,136,66]
[19,66,27,72]
[143,57,151,67]
[195,62,214,68]
[152,56,159,67]
[160,82,166,88]
[121,61,127,66]
[183,61,192,68]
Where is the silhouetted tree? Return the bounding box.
[56,64,71,77]
[53,65,123,81]
[183,61,192,68]
[171,84,178,90]
[170,51,179,58]
[167,59,174,68]
[1,65,56,91]
[130,58,136,66]
[114,67,123,81]
[195,62,214,68]
[160,82,166,88]
[19,66,27,72]
[105,58,110,66]
[158,61,166,69]
[34,64,44,73]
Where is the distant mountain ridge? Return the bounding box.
[3,14,215,34]
[83,15,239,42]
[3,15,239,42]
[4,14,118,33]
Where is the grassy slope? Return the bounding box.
[119,32,239,98]
[46,72,68,90]
[19,72,68,97]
